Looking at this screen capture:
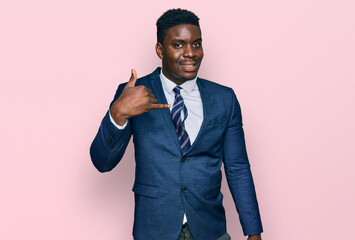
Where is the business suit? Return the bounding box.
[90,67,263,240]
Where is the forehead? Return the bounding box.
[164,24,201,41]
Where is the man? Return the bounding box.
[90,9,263,240]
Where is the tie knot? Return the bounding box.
[173,86,182,94]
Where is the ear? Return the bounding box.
[155,42,163,60]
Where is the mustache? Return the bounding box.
[178,59,199,64]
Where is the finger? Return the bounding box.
[137,85,152,95]
[149,97,158,104]
[149,103,171,109]
[147,92,157,100]
[145,87,152,94]
[126,69,137,87]
[148,92,156,98]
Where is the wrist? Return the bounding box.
[247,234,261,240]
[112,113,128,126]
[110,102,129,126]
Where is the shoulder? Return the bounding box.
[197,77,241,112]
[197,78,233,92]
[197,77,235,99]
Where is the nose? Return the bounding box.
[183,44,195,58]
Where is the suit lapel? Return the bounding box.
[186,78,211,154]
[148,69,212,156]
[149,69,183,154]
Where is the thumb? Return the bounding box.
[126,69,137,87]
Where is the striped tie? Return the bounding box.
[171,86,191,155]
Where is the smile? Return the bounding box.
[179,62,198,72]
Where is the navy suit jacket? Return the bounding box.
[90,68,263,240]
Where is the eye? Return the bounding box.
[173,43,183,48]
[193,42,201,47]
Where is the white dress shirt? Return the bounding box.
[159,71,203,144]
[110,70,204,224]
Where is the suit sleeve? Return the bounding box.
[222,89,263,236]
[90,83,132,172]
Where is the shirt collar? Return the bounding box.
[160,69,197,95]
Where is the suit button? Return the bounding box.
[181,157,187,163]
[181,187,188,193]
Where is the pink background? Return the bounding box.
[1,0,354,239]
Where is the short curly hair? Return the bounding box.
[156,8,200,44]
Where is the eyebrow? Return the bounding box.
[171,38,203,42]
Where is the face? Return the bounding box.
[156,24,204,85]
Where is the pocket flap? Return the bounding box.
[132,183,159,198]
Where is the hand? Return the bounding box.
[110,69,170,125]
[247,234,261,240]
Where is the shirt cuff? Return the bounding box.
[109,110,128,129]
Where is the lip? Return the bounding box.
[179,61,199,72]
